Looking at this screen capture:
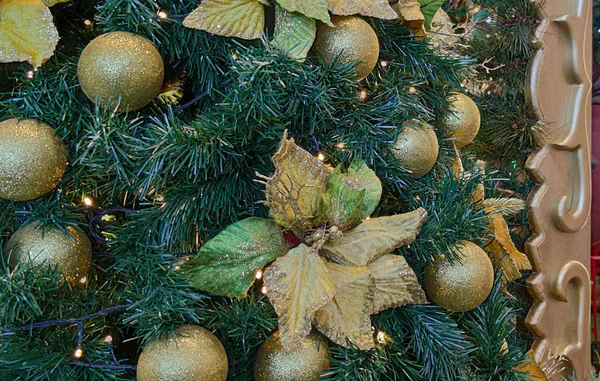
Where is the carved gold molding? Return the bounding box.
[525,0,592,379]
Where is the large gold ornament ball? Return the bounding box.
[0,119,68,201]
[423,241,494,312]
[254,331,331,381]
[391,119,439,178]
[137,325,228,381]
[4,221,92,283]
[438,93,481,148]
[78,31,164,112]
[313,16,379,81]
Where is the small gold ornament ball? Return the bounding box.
[254,331,331,381]
[78,31,164,112]
[423,241,494,312]
[4,221,92,283]
[137,325,228,381]
[391,119,439,178]
[438,93,481,148]
[0,118,68,201]
[313,16,379,81]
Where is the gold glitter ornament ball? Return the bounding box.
[78,31,164,112]
[391,119,439,178]
[137,325,228,381]
[313,16,379,81]
[254,331,331,381]
[4,221,92,283]
[438,93,481,148]
[0,118,68,201]
[423,241,494,312]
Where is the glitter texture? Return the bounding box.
[137,325,228,381]
[253,331,331,381]
[439,93,481,148]
[0,0,60,67]
[391,119,439,178]
[423,241,494,312]
[77,31,164,112]
[0,118,67,201]
[313,16,379,81]
[4,221,92,282]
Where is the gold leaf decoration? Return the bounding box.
[314,262,375,350]
[263,244,336,350]
[515,350,548,380]
[486,207,532,272]
[327,0,397,20]
[42,0,69,5]
[483,198,526,217]
[272,6,316,59]
[0,0,60,67]
[367,254,427,314]
[321,208,428,267]
[391,0,425,37]
[182,0,265,40]
[262,134,331,235]
[275,0,332,26]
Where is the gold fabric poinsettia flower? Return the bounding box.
[0,0,63,67]
[183,133,428,350]
[451,145,532,285]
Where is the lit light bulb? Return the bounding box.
[79,276,87,284]
[157,10,168,19]
[359,89,368,100]
[74,348,83,359]
[104,335,113,344]
[173,265,181,271]
[84,19,92,26]
[335,142,345,150]
[376,331,387,344]
[255,270,263,280]
[26,71,34,79]
[317,152,326,162]
[261,286,268,294]
[83,196,93,206]
[409,86,417,94]
[380,60,389,68]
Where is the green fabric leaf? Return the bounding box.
[274,0,333,26]
[182,217,288,297]
[346,161,382,220]
[318,166,365,231]
[418,0,445,29]
[272,6,316,59]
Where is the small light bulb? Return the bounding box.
[365,216,371,220]
[376,331,387,344]
[83,197,93,206]
[261,286,268,294]
[104,335,113,344]
[317,152,326,162]
[359,89,368,100]
[255,270,263,280]
[74,348,83,358]
[84,19,92,26]
[335,142,345,150]
[26,71,34,79]
[409,86,417,94]
[380,60,389,68]
[79,276,87,284]
[173,265,181,271]
[157,10,168,19]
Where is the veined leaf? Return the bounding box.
[418,0,445,29]
[183,0,265,40]
[182,217,288,297]
[327,0,397,20]
[272,6,316,59]
[264,244,336,350]
[322,208,428,266]
[275,0,332,26]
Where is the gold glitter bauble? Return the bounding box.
[391,119,439,178]
[137,325,228,381]
[77,31,164,112]
[254,331,331,381]
[423,241,494,312]
[438,93,481,148]
[313,16,379,81]
[4,221,92,283]
[0,118,67,201]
